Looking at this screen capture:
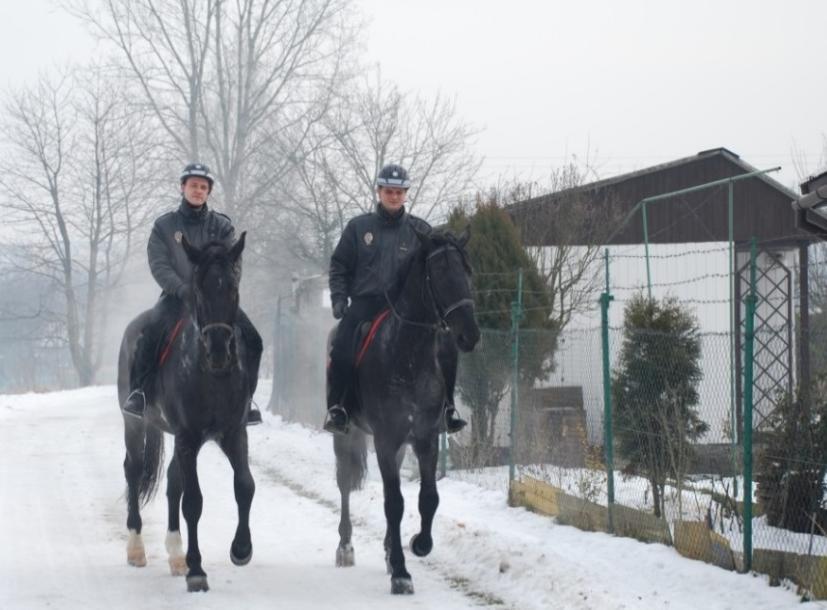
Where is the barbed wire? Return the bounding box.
[610,272,731,291]
[608,244,732,260]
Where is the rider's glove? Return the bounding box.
[332,299,348,320]
[176,284,192,303]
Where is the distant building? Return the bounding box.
[507,148,811,445]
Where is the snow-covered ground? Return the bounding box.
[0,385,821,610]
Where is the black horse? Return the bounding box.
[333,228,480,595]
[117,233,255,593]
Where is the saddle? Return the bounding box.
[327,309,391,433]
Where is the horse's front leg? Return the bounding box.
[165,454,187,576]
[175,435,208,592]
[376,440,413,594]
[123,420,147,567]
[219,428,255,566]
[410,433,440,558]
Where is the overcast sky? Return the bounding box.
[3,0,824,192]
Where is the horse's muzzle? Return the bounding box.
[456,327,480,352]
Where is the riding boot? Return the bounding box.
[122,334,155,419]
[238,308,264,427]
[323,359,350,435]
[444,402,467,434]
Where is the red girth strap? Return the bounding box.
[159,319,186,366]
[355,309,391,368]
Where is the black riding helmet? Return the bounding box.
[376,164,410,189]
[180,162,214,192]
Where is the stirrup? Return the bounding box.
[122,389,146,420]
[246,401,263,426]
[323,405,349,435]
[444,405,467,434]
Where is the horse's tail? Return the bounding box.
[334,429,368,492]
[139,425,165,506]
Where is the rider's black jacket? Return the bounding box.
[148,198,234,297]
[329,205,431,305]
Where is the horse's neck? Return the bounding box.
[393,256,437,325]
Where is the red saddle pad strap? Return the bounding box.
[159,318,186,366]
[355,309,391,368]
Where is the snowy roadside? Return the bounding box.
[250,406,823,610]
[0,384,820,610]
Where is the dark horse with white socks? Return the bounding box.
[333,228,480,595]
[117,234,255,593]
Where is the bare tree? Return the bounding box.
[507,158,622,331]
[281,67,482,270]
[71,0,359,223]
[792,135,827,185]
[69,0,219,160]
[0,68,163,386]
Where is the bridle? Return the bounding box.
[425,245,475,318]
[200,321,235,341]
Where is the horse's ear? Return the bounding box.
[413,225,432,247]
[458,225,471,247]
[181,234,202,265]
[229,231,246,263]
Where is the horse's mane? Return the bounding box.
[431,230,472,274]
[385,229,471,302]
[193,241,241,280]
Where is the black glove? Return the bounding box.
[176,284,192,303]
[332,299,348,320]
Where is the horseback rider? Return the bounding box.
[121,162,263,425]
[323,163,467,435]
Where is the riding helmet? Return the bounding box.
[180,162,214,191]
[376,164,410,189]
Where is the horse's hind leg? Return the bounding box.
[376,439,413,594]
[165,455,187,576]
[123,421,146,567]
[410,435,440,558]
[219,429,255,567]
[334,430,367,567]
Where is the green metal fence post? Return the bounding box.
[508,269,524,489]
[728,181,739,500]
[642,202,652,300]
[600,249,616,533]
[742,238,757,572]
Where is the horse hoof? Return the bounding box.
[168,556,187,576]
[391,576,414,595]
[336,543,355,567]
[127,531,147,567]
[165,531,187,575]
[410,533,432,557]
[186,574,209,592]
[230,543,253,566]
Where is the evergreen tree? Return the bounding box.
[447,198,557,463]
[612,294,707,518]
[756,381,827,534]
